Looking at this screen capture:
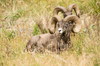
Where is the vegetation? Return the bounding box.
[0,0,100,66]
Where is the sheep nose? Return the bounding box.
[59,30,61,32]
[58,28,63,33]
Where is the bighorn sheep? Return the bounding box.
[37,4,80,34]
[24,15,81,53]
[53,4,80,18]
[49,4,80,34]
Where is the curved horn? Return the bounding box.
[68,4,80,18]
[64,15,81,32]
[53,6,66,16]
[48,15,61,34]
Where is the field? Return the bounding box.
[0,0,100,66]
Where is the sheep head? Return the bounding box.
[49,15,81,34]
[53,4,80,18]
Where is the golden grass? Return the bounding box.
[0,0,100,66]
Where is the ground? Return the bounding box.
[0,0,100,66]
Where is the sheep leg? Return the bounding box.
[57,42,61,54]
[24,40,33,52]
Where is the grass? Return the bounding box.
[0,0,100,66]
[33,24,40,36]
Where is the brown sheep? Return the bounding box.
[37,4,80,34]
[24,15,81,53]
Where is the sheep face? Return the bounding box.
[56,20,75,35]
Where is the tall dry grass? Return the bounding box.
[0,0,100,66]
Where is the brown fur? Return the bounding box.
[24,17,76,53]
[25,33,61,53]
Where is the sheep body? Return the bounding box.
[25,33,62,53]
[24,15,81,53]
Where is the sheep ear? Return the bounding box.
[64,15,81,33]
[48,15,61,34]
[68,4,80,18]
